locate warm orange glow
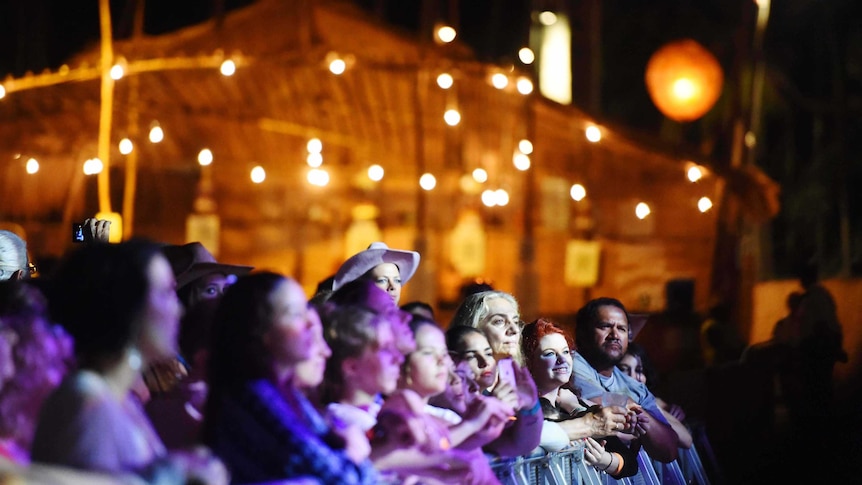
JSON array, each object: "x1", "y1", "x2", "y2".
[{"x1": 645, "y1": 39, "x2": 724, "y2": 122}]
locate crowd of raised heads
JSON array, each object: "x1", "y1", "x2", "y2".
[{"x1": 0, "y1": 226, "x2": 728, "y2": 484}]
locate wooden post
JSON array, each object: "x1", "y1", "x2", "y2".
[{"x1": 97, "y1": 0, "x2": 115, "y2": 214}]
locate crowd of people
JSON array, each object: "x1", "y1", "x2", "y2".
[{"x1": 0, "y1": 223, "x2": 807, "y2": 484}]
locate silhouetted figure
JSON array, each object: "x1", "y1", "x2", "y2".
[
  {"x1": 699, "y1": 302, "x2": 745, "y2": 367},
  {"x1": 796, "y1": 265, "x2": 847, "y2": 416}
]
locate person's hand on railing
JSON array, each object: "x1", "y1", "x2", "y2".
[{"x1": 587, "y1": 405, "x2": 629, "y2": 437}]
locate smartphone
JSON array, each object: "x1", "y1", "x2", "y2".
[
  {"x1": 72, "y1": 223, "x2": 85, "y2": 243},
  {"x1": 497, "y1": 358, "x2": 517, "y2": 389}
]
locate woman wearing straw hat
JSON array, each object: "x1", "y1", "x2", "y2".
[
  {"x1": 332, "y1": 242, "x2": 420, "y2": 306},
  {"x1": 161, "y1": 242, "x2": 252, "y2": 312}
]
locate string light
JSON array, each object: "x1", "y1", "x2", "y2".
[
  {"x1": 220, "y1": 59, "x2": 236, "y2": 76},
  {"x1": 25, "y1": 158, "x2": 39, "y2": 174},
  {"x1": 635, "y1": 202, "x2": 651, "y2": 219},
  {"x1": 570, "y1": 184, "x2": 586, "y2": 201},
  {"x1": 419, "y1": 173, "x2": 437, "y2": 191},
  {"x1": 472, "y1": 168, "x2": 488, "y2": 183},
  {"x1": 329, "y1": 58, "x2": 346, "y2": 75},
  {"x1": 519, "y1": 48, "x2": 535, "y2": 65},
  {"x1": 83, "y1": 158, "x2": 103, "y2": 175},
  {"x1": 436, "y1": 73, "x2": 454, "y2": 89},
  {"x1": 198, "y1": 148, "x2": 213, "y2": 166},
  {"x1": 436, "y1": 25, "x2": 457, "y2": 43},
  {"x1": 481, "y1": 189, "x2": 497, "y2": 207},
  {"x1": 585, "y1": 125, "x2": 601, "y2": 143},
  {"x1": 307, "y1": 138, "x2": 322, "y2": 154},
  {"x1": 687, "y1": 165, "x2": 703, "y2": 182},
  {"x1": 119, "y1": 138, "x2": 133, "y2": 155},
  {"x1": 307, "y1": 152, "x2": 323, "y2": 168},
  {"x1": 0, "y1": 84, "x2": 5, "y2": 99},
  {"x1": 495, "y1": 189, "x2": 510, "y2": 206},
  {"x1": 110, "y1": 64, "x2": 124, "y2": 80},
  {"x1": 250, "y1": 165, "x2": 266, "y2": 183},
  {"x1": 368, "y1": 164, "x2": 384, "y2": 181},
  {"x1": 698, "y1": 196, "x2": 713, "y2": 212},
  {"x1": 149, "y1": 123, "x2": 164, "y2": 143},
  {"x1": 516, "y1": 77, "x2": 534, "y2": 95},
  {"x1": 307, "y1": 168, "x2": 330, "y2": 187},
  {"x1": 513, "y1": 153, "x2": 531, "y2": 171},
  {"x1": 539, "y1": 11, "x2": 558, "y2": 26},
  {"x1": 518, "y1": 139, "x2": 533, "y2": 155},
  {"x1": 491, "y1": 73, "x2": 509, "y2": 89},
  {"x1": 444, "y1": 109, "x2": 461, "y2": 126},
  {"x1": 482, "y1": 189, "x2": 509, "y2": 207}
]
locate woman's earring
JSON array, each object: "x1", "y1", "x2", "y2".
[{"x1": 128, "y1": 348, "x2": 142, "y2": 372}]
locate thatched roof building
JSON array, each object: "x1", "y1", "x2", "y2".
[{"x1": 1, "y1": 0, "x2": 725, "y2": 316}]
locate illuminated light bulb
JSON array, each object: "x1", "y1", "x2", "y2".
[
  {"x1": 119, "y1": 138, "x2": 133, "y2": 155},
  {"x1": 635, "y1": 202, "x2": 651, "y2": 220},
  {"x1": 419, "y1": 173, "x2": 437, "y2": 191},
  {"x1": 110, "y1": 64, "x2": 124, "y2": 80},
  {"x1": 671, "y1": 78, "x2": 697, "y2": 101},
  {"x1": 495, "y1": 189, "x2": 510, "y2": 206},
  {"x1": 307, "y1": 168, "x2": 330, "y2": 187},
  {"x1": 687, "y1": 165, "x2": 703, "y2": 182},
  {"x1": 444, "y1": 109, "x2": 461, "y2": 126},
  {"x1": 250, "y1": 166, "x2": 266, "y2": 184},
  {"x1": 513, "y1": 153, "x2": 531, "y2": 171},
  {"x1": 745, "y1": 131, "x2": 757, "y2": 148},
  {"x1": 0, "y1": 84, "x2": 5, "y2": 99},
  {"x1": 436, "y1": 73, "x2": 454, "y2": 89},
  {"x1": 698, "y1": 196, "x2": 713, "y2": 213},
  {"x1": 83, "y1": 158, "x2": 104, "y2": 175},
  {"x1": 306, "y1": 152, "x2": 323, "y2": 168},
  {"x1": 472, "y1": 168, "x2": 488, "y2": 183},
  {"x1": 516, "y1": 77, "x2": 534, "y2": 95},
  {"x1": 570, "y1": 184, "x2": 586, "y2": 202},
  {"x1": 519, "y1": 47, "x2": 535, "y2": 65},
  {"x1": 539, "y1": 11, "x2": 558, "y2": 26},
  {"x1": 585, "y1": 125, "x2": 601, "y2": 143},
  {"x1": 220, "y1": 59, "x2": 236, "y2": 76},
  {"x1": 198, "y1": 148, "x2": 213, "y2": 166},
  {"x1": 149, "y1": 124, "x2": 164, "y2": 143},
  {"x1": 368, "y1": 164, "x2": 384, "y2": 181},
  {"x1": 436, "y1": 25, "x2": 457, "y2": 43},
  {"x1": 481, "y1": 189, "x2": 497, "y2": 207},
  {"x1": 329, "y1": 58, "x2": 346, "y2": 75},
  {"x1": 491, "y1": 73, "x2": 509, "y2": 89},
  {"x1": 307, "y1": 138, "x2": 322, "y2": 154},
  {"x1": 26, "y1": 158, "x2": 39, "y2": 174},
  {"x1": 518, "y1": 139, "x2": 533, "y2": 155}
]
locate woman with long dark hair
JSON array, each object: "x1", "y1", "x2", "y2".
[{"x1": 204, "y1": 272, "x2": 376, "y2": 485}]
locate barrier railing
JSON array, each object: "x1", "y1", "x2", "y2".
[{"x1": 491, "y1": 444, "x2": 715, "y2": 485}]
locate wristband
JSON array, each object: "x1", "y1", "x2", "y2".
[
  {"x1": 611, "y1": 452, "x2": 624, "y2": 475},
  {"x1": 518, "y1": 400, "x2": 542, "y2": 417}
]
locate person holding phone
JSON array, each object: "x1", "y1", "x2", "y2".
[{"x1": 445, "y1": 325, "x2": 543, "y2": 458}]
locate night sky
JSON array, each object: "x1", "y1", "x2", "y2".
[{"x1": 2, "y1": 0, "x2": 861, "y2": 277}]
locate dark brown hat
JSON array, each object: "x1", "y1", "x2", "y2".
[{"x1": 161, "y1": 242, "x2": 252, "y2": 289}]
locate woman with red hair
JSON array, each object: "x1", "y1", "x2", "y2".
[{"x1": 522, "y1": 318, "x2": 638, "y2": 479}]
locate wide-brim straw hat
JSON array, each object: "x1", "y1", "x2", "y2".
[
  {"x1": 161, "y1": 242, "x2": 253, "y2": 289},
  {"x1": 332, "y1": 242, "x2": 420, "y2": 291}
]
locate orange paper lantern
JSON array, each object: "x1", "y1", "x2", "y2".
[{"x1": 645, "y1": 39, "x2": 724, "y2": 122}]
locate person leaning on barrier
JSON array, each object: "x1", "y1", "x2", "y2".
[
  {"x1": 566, "y1": 297, "x2": 680, "y2": 463},
  {"x1": 521, "y1": 318, "x2": 638, "y2": 479},
  {"x1": 618, "y1": 342, "x2": 693, "y2": 449}
]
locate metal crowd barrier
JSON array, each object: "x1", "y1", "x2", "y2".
[{"x1": 491, "y1": 444, "x2": 715, "y2": 485}]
